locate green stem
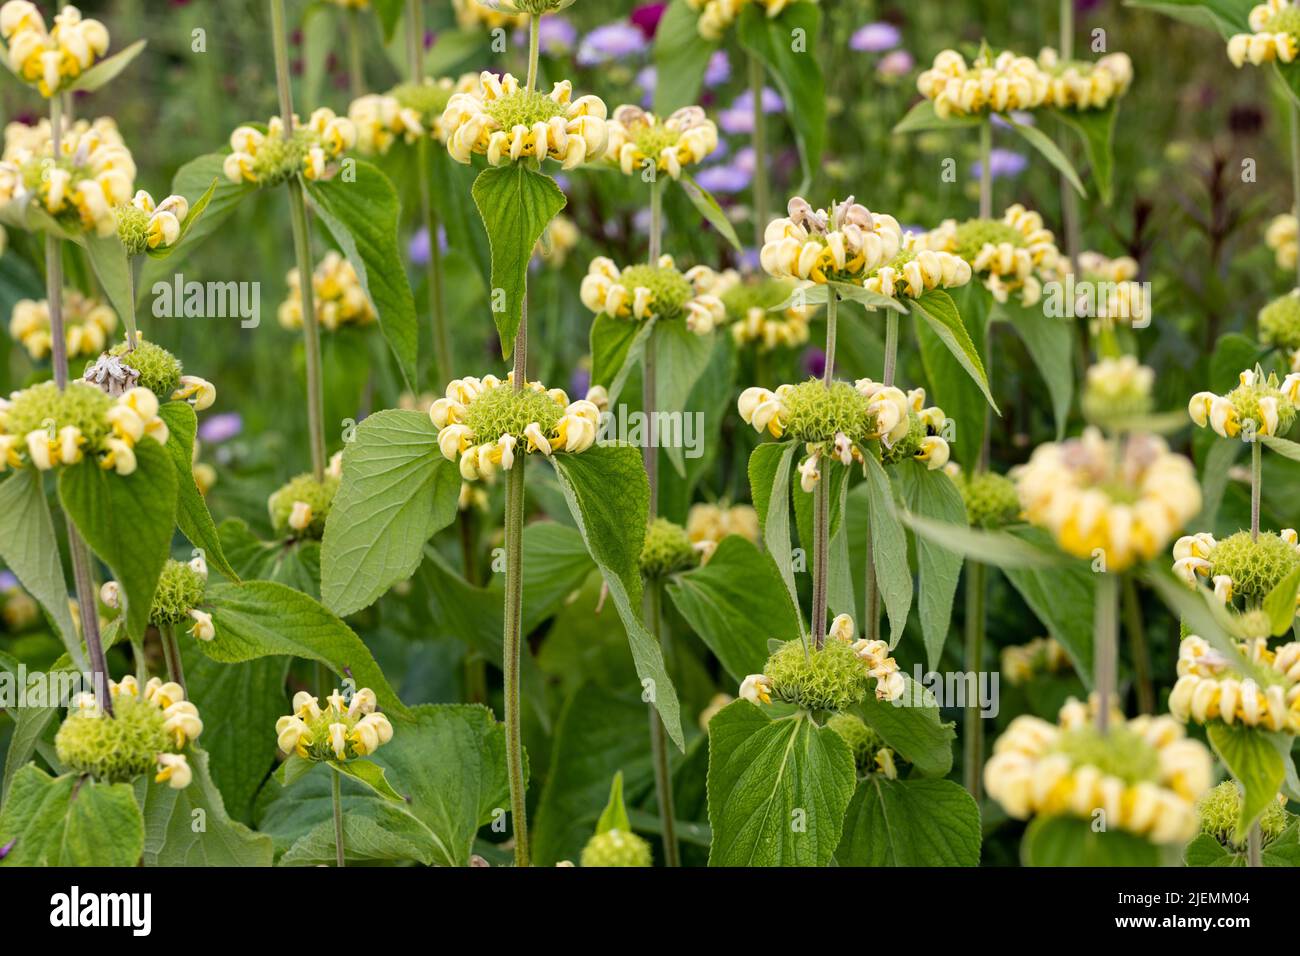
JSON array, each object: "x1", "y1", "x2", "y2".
[
  {"x1": 883, "y1": 311, "x2": 898, "y2": 387},
  {"x1": 1248, "y1": 820, "x2": 1263, "y2": 867},
  {"x1": 160, "y1": 623, "x2": 187, "y2": 698},
  {"x1": 978, "y1": 119, "x2": 992, "y2": 220},
  {"x1": 811, "y1": 471, "x2": 829, "y2": 649},
  {"x1": 347, "y1": 8, "x2": 365, "y2": 99},
  {"x1": 863, "y1": 301, "x2": 899, "y2": 645},
  {"x1": 822, "y1": 288, "x2": 838, "y2": 384},
  {"x1": 1251, "y1": 437, "x2": 1262, "y2": 541},
  {"x1": 648, "y1": 177, "x2": 664, "y2": 263},
  {"x1": 1059, "y1": 0, "x2": 1074, "y2": 57},
  {"x1": 272, "y1": 0, "x2": 327, "y2": 480},
  {"x1": 1094, "y1": 572, "x2": 1119, "y2": 734},
  {"x1": 502, "y1": 455, "x2": 529, "y2": 866},
  {"x1": 748, "y1": 53, "x2": 769, "y2": 249},
  {"x1": 332, "y1": 767, "x2": 345, "y2": 867},
  {"x1": 645, "y1": 581, "x2": 679, "y2": 867},
  {"x1": 1122, "y1": 575, "x2": 1154, "y2": 714},
  {"x1": 1058, "y1": 0, "x2": 1081, "y2": 270},
  {"x1": 963, "y1": 561, "x2": 986, "y2": 800},
  {"x1": 526, "y1": 13, "x2": 540, "y2": 93}
]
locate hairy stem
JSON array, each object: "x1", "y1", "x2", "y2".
[
  {"x1": 1094, "y1": 572, "x2": 1119, "y2": 734},
  {"x1": 749, "y1": 54, "x2": 769, "y2": 249},
  {"x1": 962, "y1": 561, "x2": 986, "y2": 800},
  {"x1": 347, "y1": 8, "x2": 365, "y2": 99},
  {"x1": 648, "y1": 177, "x2": 664, "y2": 263},
  {"x1": 883, "y1": 311, "x2": 898, "y2": 387},
  {"x1": 1251, "y1": 437, "x2": 1262, "y2": 541},
  {"x1": 978, "y1": 119, "x2": 992, "y2": 220},
  {"x1": 332, "y1": 767, "x2": 345, "y2": 867},
  {"x1": 1058, "y1": 0, "x2": 1081, "y2": 265},
  {"x1": 502, "y1": 455, "x2": 529, "y2": 866},
  {"x1": 1248, "y1": 821, "x2": 1262, "y2": 867},
  {"x1": 811, "y1": 473, "x2": 830, "y2": 649},
  {"x1": 526, "y1": 13, "x2": 540, "y2": 93},
  {"x1": 646, "y1": 581, "x2": 679, "y2": 866},
  {"x1": 1122, "y1": 575, "x2": 1154, "y2": 714},
  {"x1": 160, "y1": 623, "x2": 187, "y2": 697},
  {"x1": 823, "y1": 288, "x2": 838, "y2": 384}
]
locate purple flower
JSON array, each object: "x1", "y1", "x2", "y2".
[
  {"x1": 718, "y1": 87, "x2": 784, "y2": 135},
  {"x1": 0, "y1": 570, "x2": 17, "y2": 591},
  {"x1": 971, "y1": 148, "x2": 1029, "y2": 181},
  {"x1": 803, "y1": 347, "x2": 826, "y2": 379},
  {"x1": 199, "y1": 412, "x2": 243, "y2": 444},
  {"x1": 738, "y1": 247, "x2": 760, "y2": 271},
  {"x1": 637, "y1": 65, "x2": 657, "y2": 105},
  {"x1": 570, "y1": 366, "x2": 591, "y2": 398},
  {"x1": 850, "y1": 22, "x2": 901, "y2": 53},
  {"x1": 537, "y1": 16, "x2": 577, "y2": 55},
  {"x1": 630, "y1": 3, "x2": 668, "y2": 39},
  {"x1": 990, "y1": 111, "x2": 1035, "y2": 130},
  {"x1": 408, "y1": 225, "x2": 448, "y2": 266},
  {"x1": 695, "y1": 163, "x2": 751, "y2": 194},
  {"x1": 0, "y1": 838, "x2": 13, "y2": 860},
  {"x1": 877, "y1": 50, "x2": 914, "y2": 78},
  {"x1": 704, "y1": 51, "x2": 731, "y2": 87},
  {"x1": 734, "y1": 146, "x2": 756, "y2": 174},
  {"x1": 577, "y1": 23, "x2": 647, "y2": 66}
]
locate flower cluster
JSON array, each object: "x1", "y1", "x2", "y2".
[
  {"x1": 1259, "y1": 291, "x2": 1300, "y2": 364},
  {"x1": 1014, "y1": 427, "x2": 1201, "y2": 571},
  {"x1": 9, "y1": 289, "x2": 116, "y2": 360},
  {"x1": 1170, "y1": 634, "x2": 1300, "y2": 733},
  {"x1": 684, "y1": 0, "x2": 817, "y2": 41},
  {"x1": 433, "y1": 373, "x2": 600, "y2": 482},
  {"x1": 685, "y1": 501, "x2": 759, "y2": 562},
  {"x1": 1198, "y1": 781, "x2": 1289, "y2": 849},
  {"x1": 452, "y1": 0, "x2": 526, "y2": 30},
  {"x1": 1001, "y1": 636, "x2": 1073, "y2": 686},
  {"x1": 739, "y1": 613, "x2": 905, "y2": 711},
  {"x1": 0, "y1": 381, "x2": 168, "y2": 476},
  {"x1": 0, "y1": 2, "x2": 108, "y2": 98},
  {"x1": 223, "y1": 109, "x2": 356, "y2": 186},
  {"x1": 536, "y1": 214, "x2": 578, "y2": 266},
  {"x1": 1188, "y1": 367, "x2": 1300, "y2": 440},
  {"x1": 640, "y1": 518, "x2": 701, "y2": 578},
  {"x1": 1035, "y1": 48, "x2": 1134, "y2": 110},
  {"x1": 278, "y1": 250, "x2": 375, "y2": 332},
  {"x1": 603, "y1": 105, "x2": 718, "y2": 179},
  {"x1": 0, "y1": 116, "x2": 135, "y2": 236},
  {"x1": 1172, "y1": 529, "x2": 1300, "y2": 610},
  {"x1": 579, "y1": 255, "x2": 726, "y2": 334},
  {"x1": 879, "y1": 385, "x2": 951, "y2": 471},
  {"x1": 115, "y1": 189, "x2": 188, "y2": 256},
  {"x1": 137, "y1": 555, "x2": 213, "y2": 643},
  {"x1": 717, "y1": 273, "x2": 815, "y2": 352},
  {"x1": 1266, "y1": 213, "x2": 1298, "y2": 272},
  {"x1": 82, "y1": 337, "x2": 215, "y2": 410},
  {"x1": 862, "y1": 243, "x2": 972, "y2": 302},
  {"x1": 269, "y1": 455, "x2": 343, "y2": 540},
  {"x1": 55, "y1": 675, "x2": 202, "y2": 789},
  {"x1": 984, "y1": 698, "x2": 1213, "y2": 845},
  {"x1": 1073, "y1": 251, "x2": 1148, "y2": 329},
  {"x1": 348, "y1": 92, "x2": 426, "y2": 155},
  {"x1": 441, "y1": 72, "x2": 608, "y2": 169},
  {"x1": 947, "y1": 464, "x2": 1021, "y2": 529},
  {"x1": 913, "y1": 205, "x2": 1061, "y2": 307},
  {"x1": 1081, "y1": 356, "x2": 1154, "y2": 427},
  {"x1": 916, "y1": 48, "x2": 1049, "y2": 119},
  {"x1": 827, "y1": 713, "x2": 898, "y2": 778},
  {"x1": 1, "y1": 579, "x2": 38, "y2": 632},
  {"x1": 760, "y1": 196, "x2": 904, "y2": 285},
  {"x1": 1227, "y1": 0, "x2": 1300, "y2": 66},
  {"x1": 275, "y1": 687, "x2": 394, "y2": 763}
]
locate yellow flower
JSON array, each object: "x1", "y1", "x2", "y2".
[
  {"x1": 154, "y1": 752, "x2": 192, "y2": 789},
  {"x1": 863, "y1": 247, "x2": 972, "y2": 301},
  {"x1": 187, "y1": 608, "x2": 214, "y2": 642},
  {"x1": 914, "y1": 205, "x2": 1061, "y2": 308},
  {"x1": 1188, "y1": 367, "x2": 1300, "y2": 439},
  {"x1": 1267, "y1": 214, "x2": 1299, "y2": 271},
  {"x1": 1228, "y1": 1, "x2": 1300, "y2": 66},
  {"x1": 1036, "y1": 48, "x2": 1133, "y2": 111},
  {"x1": 222, "y1": 110, "x2": 356, "y2": 186},
  {"x1": 278, "y1": 250, "x2": 375, "y2": 332},
  {"x1": 579, "y1": 255, "x2": 726, "y2": 334},
  {"x1": 603, "y1": 105, "x2": 718, "y2": 180},
  {"x1": 760, "y1": 196, "x2": 903, "y2": 284},
  {"x1": 276, "y1": 714, "x2": 312, "y2": 757},
  {"x1": 171, "y1": 375, "x2": 216, "y2": 411},
  {"x1": 441, "y1": 72, "x2": 608, "y2": 169},
  {"x1": 1, "y1": 2, "x2": 110, "y2": 98},
  {"x1": 739, "y1": 673, "x2": 772, "y2": 706},
  {"x1": 1000, "y1": 636, "x2": 1072, "y2": 686},
  {"x1": 162, "y1": 700, "x2": 203, "y2": 749},
  {"x1": 348, "y1": 93, "x2": 425, "y2": 155},
  {"x1": 917, "y1": 48, "x2": 1050, "y2": 119},
  {"x1": 1170, "y1": 634, "x2": 1300, "y2": 734},
  {"x1": 9, "y1": 290, "x2": 116, "y2": 360},
  {"x1": 684, "y1": 0, "x2": 817, "y2": 41},
  {"x1": 452, "y1": 0, "x2": 527, "y2": 30}
]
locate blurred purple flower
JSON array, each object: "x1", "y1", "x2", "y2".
[
  {"x1": 850, "y1": 22, "x2": 901, "y2": 53},
  {"x1": 803, "y1": 347, "x2": 826, "y2": 379},
  {"x1": 0, "y1": 571, "x2": 17, "y2": 591},
  {"x1": 636, "y1": 65, "x2": 657, "y2": 106},
  {"x1": 1076, "y1": 0, "x2": 1104, "y2": 12},
  {"x1": 577, "y1": 23, "x2": 647, "y2": 66},
  {"x1": 704, "y1": 51, "x2": 731, "y2": 86},
  {"x1": 734, "y1": 145, "x2": 756, "y2": 174},
  {"x1": 695, "y1": 163, "x2": 751, "y2": 193},
  {"x1": 408, "y1": 225, "x2": 448, "y2": 266},
  {"x1": 990, "y1": 111, "x2": 1035, "y2": 130},
  {"x1": 877, "y1": 50, "x2": 914, "y2": 78},
  {"x1": 718, "y1": 87, "x2": 783, "y2": 134},
  {"x1": 738, "y1": 247, "x2": 760, "y2": 271},
  {"x1": 570, "y1": 366, "x2": 591, "y2": 398},
  {"x1": 199, "y1": 412, "x2": 243, "y2": 444},
  {"x1": 630, "y1": 3, "x2": 667, "y2": 39},
  {"x1": 971, "y1": 148, "x2": 1029, "y2": 181},
  {"x1": 0, "y1": 839, "x2": 13, "y2": 860},
  {"x1": 537, "y1": 16, "x2": 577, "y2": 55}
]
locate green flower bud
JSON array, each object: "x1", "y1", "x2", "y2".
[
  {"x1": 961, "y1": 471, "x2": 1020, "y2": 529},
  {"x1": 268, "y1": 473, "x2": 340, "y2": 539},
  {"x1": 463, "y1": 383, "x2": 564, "y2": 444},
  {"x1": 55, "y1": 695, "x2": 170, "y2": 784},
  {"x1": 763, "y1": 637, "x2": 870, "y2": 713},
  {"x1": 150, "y1": 559, "x2": 206, "y2": 627},
  {"x1": 782, "y1": 379, "x2": 873, "y2": 446},
  {"x1": 826, "y1": 713, "x2": 890, "y2": 776},
  {"x1": 115, "y1": 203, "x2": 152, "y2": 257},
  {"x1": 1210, "y1": 530, "x2": 1300, "y2": 603},
  {"x1": 1259, "y1": 292, "x2": 1300, "y2": 353},
  {"x1": 579, "y1": 829, "x2": 653, "y2": 867},
  {"x1": 951, "y1": 218, "x2": 1025, "y2": 262},
  {"x1": 483, "y1": 89, "x2": 569, "y2": 135},
  {"x1": 1, "y1": 381, "x2": 113, "y2": 448},
  {"x1": 639, "y1": 518, "x2": 698, "y2": 578},
  {"x1": 1198, "y1": 780, "x2": 1288, "y2": 848},
  {"x1": 881, "y1": 413, "x2": 926, "y2": 465},
  {"x1": 94, "y1": 340, "x2": 183, "y2": 399},
  {"x1": 1051, "y1": 725, "x2": 1160, "y2": 786}
]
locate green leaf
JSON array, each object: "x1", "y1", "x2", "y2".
[
  {"x1": 204, "y1": 580, "x2": 409, "y2": 719},
  {"x1": 1022, "y1": 814, "x2": 1164, "y2": 866},
  {"x1": 1208, "y1": 722, "x2": 1286, "y2": 842},
  {"x1": 857, "y1": 675, "x2": 956, "y2": 778},
  {"x1": 595, "y1": 771, "x2": 632, "y2": 835},
  {"x1": 218, "y1": 519, "x2": 322, "y2": 599},
  {"x1": 707, "y1": 702, "x2": 856, "y2": 866},
  {"x1": 145, "y1": 178, "x2": 218, "y2": 261},
  {"x1": 1195, "y1": 437, "x2": 1241, "y2": 528},
  {"x1": 678, "y1": 173, "x2": 742, "y2": 251},
  {"x1": 0, "y1": 765, "x2": 143, "y2": 866},
  {"x1": 532, "y1": 684, "x2": 653, "y2": 866},
  {"x1": 134, "y1": 748, "x2": 272, "y2": 866},
  {"x1": 58, "y1": 439, "x2": 178, "y2": 641},
  {"x1": 1002, "y1": 112, "x2": 1085, "y2": 198},
  {"x1": 736, "y1": 3, "x2": 825, "y2": 192},
  {"x1": 1002, "y1": 533, "x2": 1097, "y2": 681},
  {"x1": 321, "y1": 409, "x2": 460, "y2": 617},
  {"x1": 1184, "y1": 832, "x2": 1234, "y2": 866},
  {"x1": 1265, "y1": 566, "x2": 1300, "y2": 637},
  {"x1": 903, "y1": 513, "x2": 1068, "y2": 569},
  {"x1": 1123, "y1": 0, "x2": 1252, "y2": 37},
  {"x1": 82, "y1": 229, "x2": 136, "y2": 344},
  {"x1": 158, "y1": 401, "x2": 238, "y2": 581},
  {"x1": 654, "y1": 320, "x2": 715, "y2": 476},
  {"x1": 917, "y1": 283, "x2": 989, "y2": 466},
  {"x1": 1056, "y1": 104, "x2": 1119, "y2": 206},
  {"x1": 892, "y1": 99, "x2": 984, "y2": 134},
  {"x1": 899, "y1": 463, "x2": 966, "y2": 669},
  {"x1": 0, "y1": 471, "x2": 81, "y2": 670},
  {"x1": 1262, "y1": 435, "x2": 1300, "y2": 462},
  {"x1": 749, "y1": 441, "x2": 805, "y2": 640},
  {"x1": 826, "y1": 280, "x2": 909, "y2": 314},
  {"x1": 330, "y1": 758, "x2": 403, "y2": 802},
  {"x1": 305, "y1": 164, "x2": 419, "y2": 388},
  {"x1": 551, "y1": 448, "x2": 683, "y2": 749},
  {"x1": 911, "y1": 289, "x2": 997, "y2": 412},
  {"x1": 996, "y1": 297, "x2": 1073, "y2": 439},
  {"x1": 835, "y1": 777, "x2": 981, "y2": 866},
  {"x1": 279, "y1": 798, "x2": 437, "y2": 866},
  {"x1": 864, "y1": 453, "x2": 911, "y2": 647},
  {"x1": 65, "y1": 38, "x2": 147, "y2": 92},
  {"x1": 652, "y1": 0, "x2": 718, "y2": 112},
  {"x1": 666, "y1": 535, "x2": 799, "y2": 682},
  {"x1": 470, "y1": 163, "x2": 566, "y2": 359},
  {"x1": 140, "y1": 154, "x2": 255, "y2": 287},
  {"x1": 370, "y1": 0, "x2": 405, "y2": 40}
]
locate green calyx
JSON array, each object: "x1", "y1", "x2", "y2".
[
  {"x1": 881, "y1": 413, "x2": 926, "y2": 465},
  {"x1": 1264, "y1": 6, "x2": 1300, "y2": 36},
  {"x1": 961, "y1": 471, "x2": 1020, "y2": 529},
  {"x1": 782, "y1": 379, "x2": 872, "y2": 446},
  {"x1": 55, "y1": 695, "x2": 171, "y2": 784},
  {"x1": 252, "y1": 129, "x2": 312, "y2": 187},
  {"x1": 618, "y1": 264, "x2": 694, "y2": 320},
  {"x1": 2, "y1": 380, "x2": 112, "y2": 447},
  {"x1": 296, "y1": 705, "x2": 371, "y2": 763},
  {"x1": 115, "y1": 203, "x2": 152, "y2": 256},
  {"x1": 484, "y1": 89, "x2": 567, "y2": 132},
  {"x1": 462, "y1": 384, "x2": 564, "y2": 444},
  {"x1": 579, "y1": 829, "x2": 653, "y2": 867},
  {"x1": 99, "y1": 340, "x2": 183, "y2": 398},
  {"x1": 826, "y1": 713, "x2": 888, "y2": 776},
  {"x1": 721, "y1": 276, "x2": 797, "y2": 320},
  {"x1": 632, "y1": 122, "x2": 680, "y2": 159},
  {"x1": 150, "y1": 559, "x2": 206, "y2": 627},
  {"x1": 639, "y1": 517, "x2": 698, "y2": 578},
  {"x1": 390, "y1": 81, "x2": 451, "y2": 119},
  {"x1": 951, "y1": 218, "x2": 1024, "y2": 263},
  {"x1": 1051, "y1": 726, "x2": 1159, "y2": 786},
  {"x1": 1260, "y1": 293, "x2": 1300, "y2": 352},
  {"x1": 764, "y1": 637, "x2": 870, "y2": 713},
  {"x1": 268, "y1": 473, "x2": 340, "y2": 539},
  {"x1": 1198, "y1": 781, "x2": 1288, "y2": 848},
  {"x1": 1210, "y1": 530, "x2": 1300, "y2": 603},
  {"x1": 1082, "y1": 379, "x2": 1153, "y2": 429},
  {"x1": 1226, "y1": 371, "x2": 1296, "y2": 436}
]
